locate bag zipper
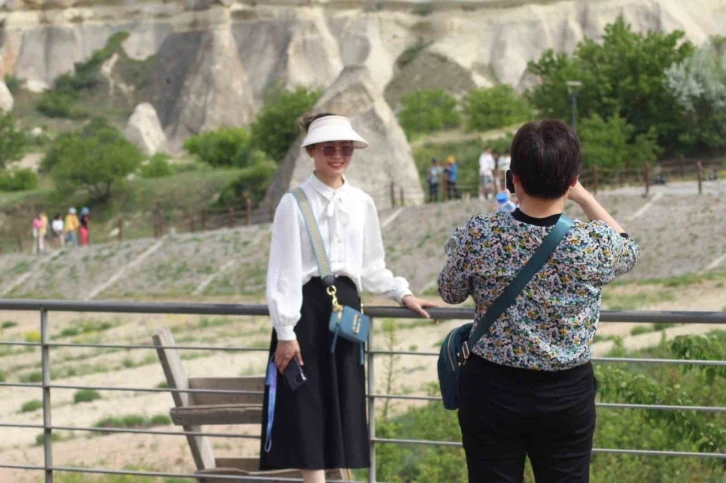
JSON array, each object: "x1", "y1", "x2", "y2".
[{"x1": 446, "y1": 333, "x2": 456, "y2": 371}]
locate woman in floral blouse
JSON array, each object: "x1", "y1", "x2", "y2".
[{"x1": 439, "y1": 119, "x2": 639, "y2": 483}]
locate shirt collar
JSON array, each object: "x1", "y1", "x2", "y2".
[{"x1": 306, "y1": 173, "x2": 349, "y2": 201}]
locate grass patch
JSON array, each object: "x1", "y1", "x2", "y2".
[
  {"x1": 34, "y1": 431, "x2": 74, "y2": 446},
  {"x1": 601, "y1": 290, "x2": 676, "y2": 310},
  {"x1": 0, "y1": 370, "x2": 5, "y2": 382},
  {"x1": 73, "y1": 389, "x2": 101, "y2": 404},
  {"x1": 93, "y1": 414, "x2": 171, "y2": 433},
  {"x1": 55, "y1": 319, "x2": 115, "y2": 339},
  {"x1": 24, "y1": 330, "x2": 41, "y2": 343},
  {"x1": 19, "y1": 371, "x2": 43, "y2": 383},
  {"x1": 20, "y1": 399, "x2": 42, "y2": 413},
  {"x1": 156, "y1": 381, "x2": 169, "y2": 389},
  {"x1": 1, "y1": 320, "x2": 18, "y2": 329},
  {"x1": 630, "y1": 325, "x2": 655, "y2": 336}
]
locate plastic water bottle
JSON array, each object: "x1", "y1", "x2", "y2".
[{"x1": 496, "y1": 192, "x2": 517, "y2": 213}]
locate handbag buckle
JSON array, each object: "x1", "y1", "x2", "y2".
[
  {"x1": 352, "y1": 314, "x2": 361, "y2": 334},
  {"x1": 327, "y1": 285, "x2": 344, "y2": 313},
  {"x1": 461, "y1": 341, "x2": 470, "y2": 365}
]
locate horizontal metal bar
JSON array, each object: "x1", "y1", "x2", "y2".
[
  {"x1": 371, "y1": 395, "x2": 726, "y2": 412},
  {"x1": 0, "y1": 382, "x2": 42, "y2": 389},
  {"x1": 47, "y1": 383, "x2": 264, "y2": 396},
  {"x1": 46, "y1": 342, "x2": 269, "y2": 352},
  {"x1": 370, "y1": 350, "x2": 726, "y2": 367},
  {"x1": 597, "y1": 403, "x2": 726, "y2": 412},
  {"x1": 48, "y1": 465, "x2": 360, "y2": 482},
  {"x1": 0, "y1": 300, "x2": 723, "y2": 324},
  {"x1": 0, "y1": 463, "x2": 46, "y2": 471},
  {"x1": 0, "y1": 422, "x2": 44, "y2": 429},
  {"x1": 0, "y1": 341, "x2": 41, "y2": 347},
  {"x1": 50, "y1": 425, "x2": 262, "y2": 439},
  {"x1": 373, "y1": 438, "x2": 726, "y2": 458}
]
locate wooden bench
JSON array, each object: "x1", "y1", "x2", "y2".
[{"x1": 153, "y1": 328, "x2": 351, "y2": 482}]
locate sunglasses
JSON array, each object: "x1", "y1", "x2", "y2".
[{"x1": 321, "y1": 145, "x2": 354, "y2": 157}]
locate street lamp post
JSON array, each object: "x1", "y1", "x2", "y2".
[{"x1": 566, "y1": 80, "x2": 582, "y2": 133}]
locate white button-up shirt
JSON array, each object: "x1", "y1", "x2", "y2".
[{"x1": 266, "y1": 175, "x2": 412, "y2": 341}]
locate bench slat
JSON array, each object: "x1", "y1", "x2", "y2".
[
  {"x1": 189, "y1": 377, "x2": 265, "y2": 406},
  {"x1": 171, "y1": 404, "x2": 263, "y2": 426}
]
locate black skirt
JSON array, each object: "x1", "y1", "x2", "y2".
[{"x1": 259, "y1": 277, "x2": 370, "y2": 470}]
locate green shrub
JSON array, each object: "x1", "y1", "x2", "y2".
[
  {"x1": 250, "y1": 85, "x2": 322, "y2": 161},
  {"x1": 630, "y1": 325, "x2": 654, "y2": 336},
  {"x1": 0, "y1": 168, "x2": 39, "y2": 192},
  {"x1": 1, "y1": 320, "x2": 18, "y2": 329},
  {"x1": 20, "y1": 399, "x2": 43, "y2": 413},
  {"x1": 140, "y1": 153, "x2": 173, "y2": 178},
  {"x1": 24, "y1": 331, "x2": 41, "y2": 343},
  {"x1": 34, "y1": 432, "x2": 64, "y2": 446},
  {"x1": 156, "y1": 381, "x2": 169, "y2": 389},
  {"x1": 464, "y1": 85, "x2": 532, "y2": 131},
  {"x1": 184, "y1": 127, "x2": 264, "y2": 169},
  {"x1": 398, "y1": 89, "x2": 461, "y2": 139},
  {"x1": 36, "y1": 91, "x2": 87, "y2": 119},
  {"x1": 73, "y1": 389, "x2": 101, "y2": 404},
  {"x1": 4, "y1": 74, "x2": 20, "y2": 93},
  {"x1": 149, "y1": 414, "x2": 172, "y2": 426},
  {"x1": 0, "y1": 371, "x2": 5, "y2": 382},
  {"x1": 218, "y1": 160, "x2": 277, "y2": 207},
  {"x1": 0, "y1": 111, "x2": 29, "y2": 169},
  {"x1": 20, "y1": 371, "x2": 43, "y2": 383}
]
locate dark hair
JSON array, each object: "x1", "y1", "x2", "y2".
[
  {"x1": 510, "y1": 119, "x2": 581, "y2": 199},
  {"x1": 298, "y1": 112, "x2": 335, "y2": 134}
]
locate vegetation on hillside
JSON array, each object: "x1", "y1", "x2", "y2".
[{"x1": 398, "y1": 89, "x2": 461, "y2": 139}]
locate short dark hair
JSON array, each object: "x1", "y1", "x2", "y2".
[{"x1": 510, "y1": 119, "x2": 580, "y2": 199}]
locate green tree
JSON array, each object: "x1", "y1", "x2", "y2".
[
  {"x1": 0, "y1": 168, "x2": 38, "y2": 192},
  {"x1": 579, "y1": 114, "x2": 660, "y2": 171},
  {"x1": 465, "y1": 85, "x2": 532, "y2": 131},
  {"x1": 398, "y1": 89, "x2": 461, "y2": 139},
  {"x1": 140, "y1": 153, "x2": 173, "y2": 179},
  {"x1": 47, "y1": 119, "x2": 143, "y2": 202},
  {"x1": 218, "y1": 160, "x2": 277, "y2": 207},
  {"x1": 0, "y1": 112, "x2": 28, "y2": 169},
  {"x1": 250, "y1": 85, "x2": 322, "y2": 162},
  {"x1": 527, "y1": 17, "x2": 694, "y2": 150},
  {"x1": 666, "y1": 39, "x2": 726, "y2": 154},
  {"x1": 183, "y1": 127, "x2": 264, "y2": 168}
]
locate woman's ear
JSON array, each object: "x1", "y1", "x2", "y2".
[
  {"x1": 305, "y1": 145, "x2": 315, "y2": 158},
  {"x1": 570, "y1": 175, "x2": 580, "y2": 187}
]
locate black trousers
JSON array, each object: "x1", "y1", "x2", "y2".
[
  {"x1": 429, "y1": 183, "x2": 440, "y2": 202},
  {"x1": 458, "y1": 356, "x2": 596, "y2": 483}
]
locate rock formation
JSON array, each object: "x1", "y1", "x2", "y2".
[
  {"x1": 0, "y1": 81, "x2": 14, "y2": 112},
  {"x1": 124, "y1": 103, "x2": 167, "y2": 156},
  {"x1": 262, "y1": 65, "x2": 424, "y2": 212},
  {"x1": 149, "y1": 23, "x2": 258, "y2": 150}
]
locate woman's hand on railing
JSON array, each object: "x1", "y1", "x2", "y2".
[
  {"x1": 402, "y1": 295, "x2": 443, "y2": 322},
  {"x1": 275, "y1": 340, "x2": 303, "y2": 373}
]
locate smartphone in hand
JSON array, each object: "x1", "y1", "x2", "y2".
[
  {"x1": 284, "y1": 358, "x2": 307, "y2": 392},
  {"x1": 505, "y1": 170, "x2": 515, "y2": 194}
]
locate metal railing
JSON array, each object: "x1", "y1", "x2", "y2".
[{"x1": 0, "y1": 300, "x2": 725, "y2": 482}]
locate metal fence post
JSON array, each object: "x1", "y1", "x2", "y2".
[
  {"x1": 41, "y1": 309, "x2": 53, "y2": 483},
  {"x1": 368, "y1": 318, "x2": 376, "y2": 483}
]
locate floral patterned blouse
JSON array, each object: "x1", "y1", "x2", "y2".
[{"x1": 438, "y1": 209, "x2": 640, "y2": 371}]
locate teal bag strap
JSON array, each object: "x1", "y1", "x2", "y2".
[
  {"x1": 291, "y1": 188, "x2": 336, "y2": 287},
  {"x1": 463, "y1": 214, "x2": 573, "y2": 357}
]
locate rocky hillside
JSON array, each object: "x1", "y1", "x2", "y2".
[
  {"x1": 1, "y1": 191, "x2": 724, "y2": 301},
  {"x1": 2, "y1": 0, "x2": 724, "y2": 140}
]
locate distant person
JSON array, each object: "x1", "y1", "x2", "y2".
[
  {"x1": 79, "y1": 207, "x2": 90, "y2": 246},
  {"x1": 652, "y1": 162, "x2": 667, "y2": 185},
  {"x1": 444, "y1": 155, "x2": 459, "y2": 200},
  {"x1": 479, "y1": 147, "x2": 496, "y2": 201},
  {"x1": 31, "y1": 213, "x2": 43, "y2": 255},
  {"x1": 51, "y1": 214, "x2": 64, "y2": 249},
  {"x1": 39, "y1": 211, "x2": 49, "y2": 250},
  {"x1": 64, "y1": 207, "x2": 79, "y2": 247},
  {"x1": 440, "y1": 119, "x2": 639, "y2": 483},
  {"x1": 427, "y1": 157, "x2": 443, "y2": 202},
  {"x1": 708, "y1": 167, "x2": 718, "y2": 181}
]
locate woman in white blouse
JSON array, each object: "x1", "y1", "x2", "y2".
[{"x1": 260, "y1": 113, "x2": 436, "y2": 482}]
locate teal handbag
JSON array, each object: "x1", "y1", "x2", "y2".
[
  {"x1": 291, "y1": 188, "x2": 369, "y2": 365},
  {"x1": 437, "y1": 214, "x2": 573, "y2": 410}
]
